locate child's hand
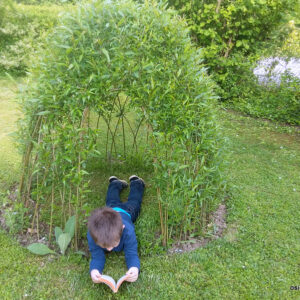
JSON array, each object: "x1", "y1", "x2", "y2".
[
  {"x1": 90, "y1": 269, "x2": 102, "y2": 283},
  {"x1": 126, "y1": 267, "x2": 139, "y2": 282}
]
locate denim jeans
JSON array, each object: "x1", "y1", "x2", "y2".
[{"x1": 105, "y1": 179, "x2": 145, "y2": 223}]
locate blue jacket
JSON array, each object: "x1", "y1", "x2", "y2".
[{"x1": 87, "y1": 211, "x2": 140, "y2": 273}]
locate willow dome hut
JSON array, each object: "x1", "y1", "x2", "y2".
[{"x1": 19, "y1": 0, "x2": 225, "y2": 248}]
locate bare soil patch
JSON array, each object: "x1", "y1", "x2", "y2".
[
  {"x1": 0, "y1": 184, "x2": 50, "y2": 247},
  {"x1": 168, "y1": 204, "x2": 227, "y2": 254},
  {"x1": 0, "y1": 185, "x2": 89, "y2": 254}
]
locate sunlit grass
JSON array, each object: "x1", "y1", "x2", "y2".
[{"x1": 0, "y1": 78, "x2": 21, "y2": 191}]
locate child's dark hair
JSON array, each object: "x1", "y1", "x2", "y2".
[{"x1": 88, "y1": 207, "x2": 123, "y2": 248}]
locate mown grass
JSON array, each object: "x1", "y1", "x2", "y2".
[
  {"x1": 0, "y1": 78, "x2": 21, "y2": 191},
  {"x1": 0, "y1": 78, "x2": 300, "y2": 299}
]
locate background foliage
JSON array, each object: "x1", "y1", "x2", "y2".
[
  {"x1": 0, "y1": 1, "x2": 65, "y2": 75},
  {"x1": 230, "y1": 65, "x2": 300, "y2": 125},
  {"x1": 167, "y1": 0, "x2": 300, "y2": 124},
  {"x1": 10, "y1": 0, "x2": 74, "y2": 5}
]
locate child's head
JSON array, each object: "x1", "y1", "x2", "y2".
[{"x1": 88, "y1": 207, "x2": 123, "y2": 249}]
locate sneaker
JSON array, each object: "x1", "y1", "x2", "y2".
[
  {"x1": 129, "y1": 175, "x2": 145, "y2": 187},
  {"x1": 109, "y1": 176, "x2": 128, "y2": 188}
]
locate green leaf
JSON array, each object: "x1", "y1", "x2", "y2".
[
  {"x1": 36, "y1": 111, "x2": 50, "y2": 116},
  {"x1": 27, "y1": 243, "x2": 56, "y2": 255},
  {"x1": 89, "y1": 73, "x2": 96, "y2": 83},
  {"x1": 64, "y1": 215, "x2": 76, "y2": 239},
  {"x1": 236, "y1": 40, "x2": 242, "y2": 48},
  {"x1": 178, "y1": 164, "x2": 189, "y2": 170},
  {"x1": 101, "y1": 48, "x2": 110, "y2": 63},
  {"x1": 58, "y1": 233, "x2": 71, "y2": 255},
  {"x1": 55, "y1": 227, "x2": 63, "y2": 243}
]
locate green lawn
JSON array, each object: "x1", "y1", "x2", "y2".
[
  {"x1": 0, "y1": 78, "x2": 299, "y2": 299},
  {"x1": 0, "y1": 78, "x2": 21, "y2": 191}
]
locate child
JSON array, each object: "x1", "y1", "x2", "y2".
[{"x1": 87, "y1": 175, "x2": 145, "y2": 283}]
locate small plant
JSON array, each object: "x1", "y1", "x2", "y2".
[
  {"x1": 3, "y1": 200, "x2": 29, "y2": 235},
  {"x1": 27, "y1": 215, "x2": 75, "y2": 255}
]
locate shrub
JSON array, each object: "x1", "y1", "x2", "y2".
[
  {"x1": 14, "y1": 0, "x2": 74, "y2": 4},
  {"x1": 281, "y1": 20, "x2": 300, "y2": 57},
  {"x1": 167, "y1": 0, "x2": 297, "y2": 95},
  {"x1": 167, "y1": 0, "x2": 299, "y2": 124},
  {"x1": 19, "y1": 0, "x2": 225, "y2": 248},
  {"x1": 231, "y1": 66, "x2": 300, "y2": 125},
  {"x1": 0, "y1": 3, "x2": 64, "y2": 75}
]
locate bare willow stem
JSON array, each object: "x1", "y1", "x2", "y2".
[
  {"x1": 224, "y1": 37, "x2": 233, "y2": 58},
  {"x1": 146, "y1": 125, "x2": 149, "y2": 144},
  {"x1": 31, "y1": 202, "x2": 37, "y2": 232},
  {"x1": 123, "y1": 115, "x2": 136, "y2": 151},
  {"x1": 102, "y1": 115, "x2": 118, "y2": 159},
  {"x1": 73, "y1": 108, "x2": 89, "y2": 250},
  {"x1": 49, "y1": 183, "x2": 54, "y2": 244},
  {"x1": 104, "y1": 118, "x2": 111, "y2": 160},
  {"x1": 75, "y1": 152, "x2": 81, "y2": 251},
  {"x1": 31, "y1": 161, "x2": 49, "y2": 236},
  {"x1": 201, "y1": 200, "x2": 206, "y2": 228},
  {"x1": 59, "y1": 182, "x2": 66, "y2": 227},
  {"x1": 48, "y1": 127, "x2": 58, "y2": 244},
  {"x1": 133, "y1": 116, "x2": 145, "y2": 152},
  {"x1": 19, "y1": 115, "x2": 42, "y2": 200},
  {"x1": 19, "y1": 145, "x2": 32, "y2": 202},
  {"x1": 25, "y1": 152, "x2": 38, "y2": 207},
  {"x1": 75, "y1": 184, "x2": 79, "y2": 251},
  {"x1": 110, "y1": 114, "x2": 122, "y2": 158},
  {"x1": 216, "y1": 0, "x2": 223, "y2": 13},
  {"x1": 165, "y1": 207, "x2": 168, "y2": 246},
  {"x1": 117, "y1": 95, "x2": 129, "y2": 158},
  {"x1": 87, "y1": 108, "x2": 91, "y2": 129},
  {"x1": 31, "y1": 174, "x2": 39, "y2": 232},
  {"x1": 122, "y1": 116, "x2": 126, "y2": 158},
  {"x1": 163, "y1": 170, "x2": 171, "y2": 245},
  {"x1": 103, "y1": 96, "x2": 118, "y2": 159},
  {"x1": 157, "y1": 187, "x2": 166, "y2": 246},
  {"x1": 180, "y1": 199, "x2": 189, "y2": 240},
  {"x1": 36, "y1": 209, "x2": 40, "y2": 240},
  {"x1": 68, "y1": 187, "x2": 72, "y2": 217},
  {"x1": 75, "y1": 149, "x2": 81, "y2": 251},
  {"x1": 96, "y1": 113, "x2": 101, "y2": 130}
]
